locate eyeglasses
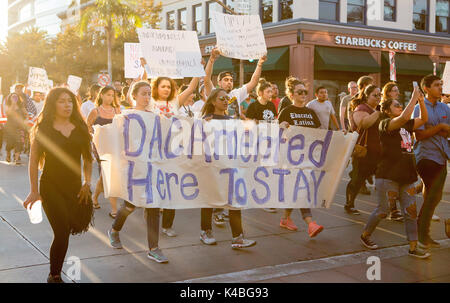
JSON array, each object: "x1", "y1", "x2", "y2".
[
  {"x1": 218, "y1": 96, "x2": 230, "y2": 101},
  {"x1": 392, "y1": 103, "x2": 403, "y2": 108},
  {"x1": 295, "y1": 90, "x2": 308, "y2": 95},
  {"x1": 372, "y1": 93, "x2": 381, "y2": 98}
]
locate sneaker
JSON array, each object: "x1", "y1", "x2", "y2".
[
  {"x1": 359, "y1": 185, "x2": 371, "y2": 195},
  {"x1": 445, "y1": 218, "x2": 450, "y2": 238},
  {"x1": 200, "y1": 230, "x2": 217, "y2": 245},
  {"x1": 147, "y1": 248, "x2": 169, "y2": 263},
  {"x1": 389, "y1": 210, "x2": 404, "y2": 222},
  {"x1": 280, "y1": 217, "x2": 298, "y2": 231},
  {"x1": 308, "y1": 221, "x2": 324, "y2": 238},
  {"x1": 408, "y1": 248, "x2": 431, "y2": 259},
  {"x1": 162, "y1": 228, "x2": 177, "y2": 237},
  {"x1": 263, "y1": 208, "x2": 277, "y2": 213},
  {"x1": 6, "y1": 153, "x2": 11, "y2": 163},
  {"x1": 344, "y1": 206, "x2": 360, "y2": 215},
  {"x1": 107, "y1": 228, "x2": 123, "y2": 249},
  {"x1": 418, "y1": 238, "x2": 441, "y2": 249},
  {"x1": 360, "y1": 234, "x2": 378, "y2": 250},
  {"x1": 231, "y1": 234, "x2": 256, "y2": 249},
  {"x1": 213, "y1": 214, "x2": 226, "y2": 227},
  {"x1": 222, "y1": 212, "x2": 229, "y2": 221},
  {"x1": 47, "y1": 274, "x2": 64, "y2": 283},
  {"x1": 432, "y1": 214, "x2": 440, "y2": 221}
]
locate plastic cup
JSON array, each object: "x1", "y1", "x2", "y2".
[{"x1": 27, "y1": 200, "x2": 43, "y2": 224}]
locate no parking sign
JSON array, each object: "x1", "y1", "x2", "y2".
[{"x1": 98, "y1": 73, "x2": 111, "y2": 86}]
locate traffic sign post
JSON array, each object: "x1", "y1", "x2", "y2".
[{"x1": 98, "y1": 73, "x2": 111, "y2": 86}]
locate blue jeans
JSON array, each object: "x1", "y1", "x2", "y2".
[{"x1": 364, "y1": 179, "x2": 418, "y2": 242}]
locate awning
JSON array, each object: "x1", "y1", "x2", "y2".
[
  {"x1": 381, "y1": 52, "x2": 433, "y2": 76},
  {"x1": 212, "y1": 57, "x2": 234, "y2": 74},
  {"x1": 315, "y1": 46, "x2": 380, "y2": 73},
  {"x1": 244, "y1": 46, "x2": 290, "y2": 73}
]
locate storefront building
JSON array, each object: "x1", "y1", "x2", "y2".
[{"x1": 161, "y1": 0, "x2": 450, "y2": 107}]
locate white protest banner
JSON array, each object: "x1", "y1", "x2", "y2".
[
  {"x1": 93, "y1": 111, "x2": 358, "y2": 209},
  {"x1": 67, "y1": 75, "x2": 82, "y2": 94},
  {"x1": 124, "y1": 43, "x2": 144, "y2": 79},
  {"x1": 136, "y1": 29, "x2": 205, "y2": 78},
  {"x1": 212, "y1": 11, "x2": 267, "y2": 60},
  {"x1": 28, "y1": 67, "x2": 49, "y2": 93},
  {"x1": 443, "y1": 61, "x2": 450, "y2": 94}
]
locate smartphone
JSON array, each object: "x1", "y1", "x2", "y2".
[{"x1": 412, "y1": 81, "x2": 418, "y2": 88}]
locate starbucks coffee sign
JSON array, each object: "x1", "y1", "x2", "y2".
[{"x1": 335, "y1": 35, "x2": 417, "y2": 52}]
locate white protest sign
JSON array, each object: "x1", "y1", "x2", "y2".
[
  {"x1": 443, "y1": 61, "x2": 450, "y2": 94},
  {"x1": 124, "y1": 43, "x2": 144, "y2": 79},
  {"x1": 28, "y1": 67, "x2": 49, "y2": 93},
  {"x1": 93, "y1": 111, "x2": 358, "y2": 209},
  {"x1": 212, "y1": 11, "x2": 267, "y2": 60},
  {"x1": 67, "y1": 75, "x2": 82, "y2": 94},
  {"x1": 136, "y1": 29, "x2": 205, "y2": 78}
]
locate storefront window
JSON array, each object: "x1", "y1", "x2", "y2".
[
  {"x1": 436, "y1": 0, "x2": 449, "y2": 33},
  {"x1": 193, "y1": 4, "x2": 202, "y2": 35},
  {"x1": 177, "y1": 9, "x2": 187, "y2": 30},
  {"x1": 319, "y1": 0, "x2": 340, "y2": 21},
  {"x1": 280, "y1": 0, "x2": 293, "y2": 21},
  {"x1": 167, "y1": 11, "x2": 175, "y2": 30},
  {"x1": 413, "y1": 0, "x2": 428, "y2": 31},
  {"x1": 384, "y1": 0, "x2": 396, "y2": 21},
  {"x1": 260, "y1": 0, "x2": 273, "y2": 24},
  {"x1": 347, "y1": 0, "x2": 365, "y2": 24}
]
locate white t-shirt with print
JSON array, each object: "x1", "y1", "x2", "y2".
[
  {"x1": 147, "y1": 98, "x2": 179, "y2": 118},
  {"x1": 226, "y1": 85, "x2": 248, "y2": 118},
  {"x1": 306, "y1": 99, "x2": 335, "y2": 130},
  {"x1": 191, "y1": 99, "x2": 205, "y2": 113}
]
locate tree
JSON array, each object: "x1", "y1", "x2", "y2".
[
  {"x1": 136, "y1": 0, "x2": 163, "y2": 28},
  {"x1": 80, "y1": 0, "x2": 142, "y2": 79}
]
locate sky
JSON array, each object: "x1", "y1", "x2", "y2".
[{"x1": 1, "y1": 1, "x2": 7, "y2": 43}]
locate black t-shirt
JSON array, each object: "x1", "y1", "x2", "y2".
[
  {"x1": 278, "y1": 96, "x2": 292, "y2": 114},
  {"x1": 278, "y1": 105, "x2": 321, "y2": 128},
  {"x1": 246, "y1": 101, "x2": 277, "y2": 121},
  {"x1": 376, "y1": 118, "x2": 417, "y2": 184}
]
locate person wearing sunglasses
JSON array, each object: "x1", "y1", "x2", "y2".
[
  {"x1": 277, "y1": 79, "x2": 324, "y2": 237},
  {"x1": 360, "y1": 85, "x2": 431, "y2": 259},
  {"x1": 345, "y1": 85, "x2": 382, "y2": 215}
]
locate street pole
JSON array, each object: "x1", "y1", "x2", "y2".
[{"x1": 211, "y1": 0, "x2": 244, "y2": 87}]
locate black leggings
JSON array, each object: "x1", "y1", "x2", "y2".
[
  {"x1": 40, "y1": 181, "x2": 78, "y2": 276},
  {"x1": 201, "y1": 208, "x2": 243, "y2": 238}
]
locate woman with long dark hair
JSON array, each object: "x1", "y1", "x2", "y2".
[
  {"x1": 4, "y1": 93, "x2": 27, "y2": 164},
  {"x1": 87, "y1": 86, "x2": 121, "y2": 217},
  {"x1": 360, "y1": 86, "x2": 430, "y2": 258},
  {"x1": 148, "y1": 76, "x2": 199, "y2": 237},
  {"x1": 108, "y1": 81, "x2": 169, "y2": 263},
  {"x1": 23, "y1": 88, "x2": 93, "y2": 283},
  {"x1": 344, "y1": 85, "x2": 382, "y2": 215},
  {"x1": 198, "y1": 88, "x2": 256, "y2": 248}
]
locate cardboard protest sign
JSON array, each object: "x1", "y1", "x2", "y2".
[
  {"x1": 28, "y1": 67, "x2": 49, "y2": 93},
  {"x1": 443, "y1": 61, "x2": 450, "y2": 94},
  {"x1": 136, "y1": 29, "x2": 205, "y2": 78},
  {"x1": 124, "y1": 43, "x2": 144, "y2": 79},
  {"x1": 67, "y1": 75, "x2": 82, "y2": 94},
  {"x1": 212, "y1": 11, "x2": 267, "y2": 60},
  {"x1": 93, "y1": 111, "x2": 358, "y2": 209}
]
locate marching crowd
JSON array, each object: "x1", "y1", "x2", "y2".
[{"x1": 1, "y1": 47, "x2": 449, "y2": 283}]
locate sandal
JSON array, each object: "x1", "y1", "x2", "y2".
[
  {"x1": 109, "y1": 212, "x2": 117, "y2": 219},
  {"x1": 93, "y1": 203, "x2": 100, "y2": 209}
]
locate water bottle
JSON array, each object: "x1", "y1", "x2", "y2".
[{"x1": 27, "y1": 200, "x2": 43, "y2": 224}]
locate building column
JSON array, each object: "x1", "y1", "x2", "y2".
[
  {"x1": 202, "y1": 1, "x2": 207, "y2": 35},
  {"x1": 273, "y1": 0, "x2": 279, "y2": 23},
  {"x1": 340, "y1": 0, "x2": 347, "y2": 23},
  {"x1": 290, "y1": 44, "x2": 315, "y2": 101},
  {"x1": 368, "y1": 50, "x2": 381, "y2": 87},
  {"x1": 186, "y1": 4, "x2": 193, "y2": 31},
  {"x1": 429, "y1": 0, "x2": 436, "y2": 33}
]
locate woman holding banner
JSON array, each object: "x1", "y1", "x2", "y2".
[
  {"x1": 277, "y1": 78, "x2": 324, "y2": 237},
  {"x1": 107, "y1": 81, "x2": 170, "y2": 263},
  {"x1": 198, "y1": 88, "x2": 256, "y2": 248},
  {"x1": 148, "y1": 76, "x2": 200, "y2": 237},
  {"x1": 360, "y1": 86, "x2": 431, "y2": 259},
  {"x1": 345, "y1": 85, "x2": 382, "y2": 215},
  {"x1": 23, "y1": 88, "x2": 93, "y2": 283},
  {"x1": 87, "y1": 86, "x2": 121, "y2": 217}
]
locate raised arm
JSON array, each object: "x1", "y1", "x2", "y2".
[
  {"x1": 178, "y1": 77, "x2": 200, "y2": 107},
  {"x1": 204, "y1": 48, "x2": 221, "y2": 97},
  {"x1": 353, "y1": 110, "x2": 381, "y2": 130},
  {"x1": 413, "y1": 94, "x2": 428, "y2": 130},
  {"x1": 245, "y1": 55, "x2": 267, "y2": 94},
  {"x1": 387, "y1": 86, "x2": 421, "y2": 131}
]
